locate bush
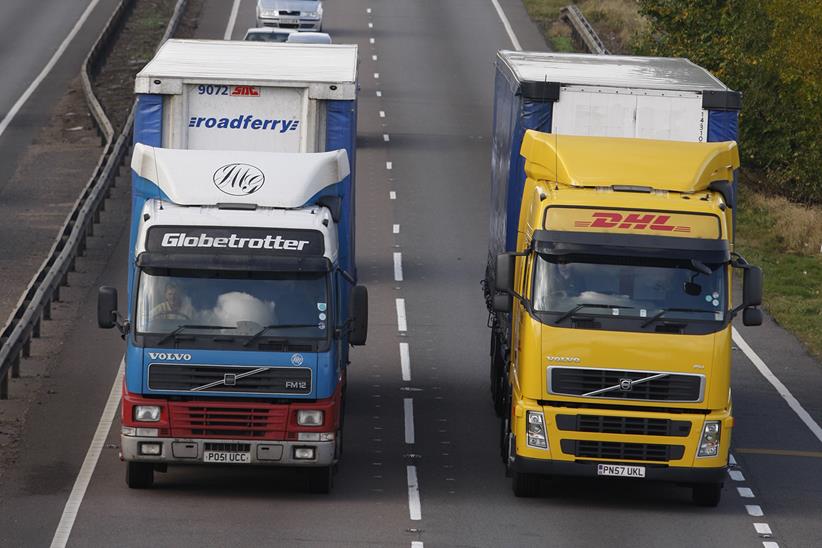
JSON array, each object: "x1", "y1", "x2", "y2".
[{"x1": 635, "y1": 0, "x2": 822, "y2": 204}]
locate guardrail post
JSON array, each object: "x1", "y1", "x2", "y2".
[
  {"x1": 33, "y1": 317, "x2": 41, "y2": 338},
  {"x1": 0, "y1": 370, "x2": 8, "y2": 399},
  {"x1": 43, "y1": 299, "x2": 51, "y2": 320},
  {"x1": 11, "y1": 352, "x2": 20, "y2": 378},
  {"x1": 22, "y1": 338, "x2": 31, "y2": 359}
]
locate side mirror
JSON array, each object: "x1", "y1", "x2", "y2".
[
  {"x1": 98, "y1": 286, "x2": 118, "y2": 329},
  {"x1": 495, "y1": 254, "x2": 515, "y2": 293},
  {"x1": 349, "y1": 285, "x2": 368, "y2": 346},
  {"x1": 742, "y1": 307, "x2": 763, "y2": 326},
  {"x1": 743, "y1": 266, "x2": 763, "y2": 307},
  {"x1": 493, "y1": 293, "x2": 512, "y2": 313}
]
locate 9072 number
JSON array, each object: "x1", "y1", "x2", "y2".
[{"x1": 197, "y1": 85, "x2": 229, "y2": 96}]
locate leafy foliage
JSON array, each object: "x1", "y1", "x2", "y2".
[{"x1": 636, "y1": 0, "x2": 822, "y2": 203}]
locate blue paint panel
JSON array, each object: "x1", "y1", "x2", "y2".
[
  {"x1": 126, "y1": 346, "x2": 144, "y2": 393},
  {"x1": 707, "y1": 110, "x2": 738, "y2": 143},
  {"x1": 134, "y1": 94, "x2": 163, "y2": 147}
]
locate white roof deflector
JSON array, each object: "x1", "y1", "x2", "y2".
[{"x1": 131, "y1": 143, "x2": 350, "y2": 208}]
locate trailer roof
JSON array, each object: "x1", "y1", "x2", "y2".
[
  {"x1": 498, "y1": 51, "x2": 731, "y2": 93},
  {"x1": 136, "y1": 39, "x2": 358, "y2": 89}
]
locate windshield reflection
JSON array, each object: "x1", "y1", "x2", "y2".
[
  {"x1": 532, "y1": 254, "x2": 725, "y2": 323},
  {"x1": 136, "y1": 269, "x2": 329, "y2": 339}
]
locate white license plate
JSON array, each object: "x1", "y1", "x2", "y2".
[
  {"x1": 279, "y1": 17, "x2": 299, "y2": 25},
  {"x1": 203, "y1": 451, "x2": 251, "y2": 464},
  {"x1": 597, "y1": 463, "x2": 646, "y2": 478}
]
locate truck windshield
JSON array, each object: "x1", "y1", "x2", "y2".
[
  {"x1": 136, "y1": 269, "x2": 329, "y2": 341},
  {"x1": 532, "y1": 254, "x2": 726, "y2": 325}
]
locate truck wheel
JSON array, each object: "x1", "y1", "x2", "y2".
[
  {"x1": 126, "y1": 461, "x2": 154, "y2": 489},
  {"x1": 692, "y1": 482, "x2": 722, "y2": 507},
  {"x1": 308, "y1": 466, "x2": 333, "y2": 494},
  {"x1": 512, "y1": 469, "x2": 540, "y2": 498}
]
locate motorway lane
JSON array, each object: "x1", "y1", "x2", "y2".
[{"x1": 0, "y1": 0, "x2": 819, "y2": 547}]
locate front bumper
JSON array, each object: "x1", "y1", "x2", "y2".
[
  {"x1": 514, "y1": 455, "x2": 726, "y2": 483},
  {"x1": 122, "y1": 435, "x2": 335, "y2": 467}
]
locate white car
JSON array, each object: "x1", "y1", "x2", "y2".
[
  {"x1": 286, "y1": 32, "x2": 331, "y2": 44},
  {"x1": 256, "y1": 0, "x2": 323, "y2": 31},
  {"x1": 243, "y1": 27, "x2": 297, "y2": 42}
]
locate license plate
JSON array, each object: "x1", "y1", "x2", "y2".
[
  {"x1": 597, "y1": 463, "x2": 646, "y2": 478},
  {"x1": 279, "y1": 17, "x2": 298, "y2": 25},
  {"x1": 203, "y1": 451, "x2": 251, "y2": 464}
]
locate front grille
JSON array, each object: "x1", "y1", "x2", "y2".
[
  {"x1": 549, "y1": 367, "x2": 703, "y2": 402},
  {"x1": 556, "y1": 414, "x2": 691, "y2": 437},
  {"x1": 149, "y1": 364, "x2": 311, "y2": 395},
  {"x1": 203, "y1": 442, "x2": 251, "y2": 452},
  {"x1": 170, "y1": 402, "x2": 288, "y2": 439},
  {"x1": 278, "y1": 9, "x2": 300, "y2": 15},
  {"x1": 560, "y1": 440, "x2": 685, "y2": 462}
]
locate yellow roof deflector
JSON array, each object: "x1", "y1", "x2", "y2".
[{"x1": 520, "y1": 130, "x2": 740, "y2": 193}]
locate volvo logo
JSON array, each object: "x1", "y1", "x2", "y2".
[
  {"x1": 224, "y1": 373, "x2": 237, "y2": 386},
  {"x1": 149, "y1": 352, "x2": 191, "y2": 361},
  {"x1": 619, "y1": 378, "x2": 634, "y2": 392},
  {"x1": 213, "y1": 163, "x2": 265, "y2": 196},
  {"x1": 546, "y1": 356, "x2": 581, "y2": 363}
]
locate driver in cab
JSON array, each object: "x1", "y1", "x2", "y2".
[{"x1": 150, "y1": 283, "x2": 189, "y2": 321}]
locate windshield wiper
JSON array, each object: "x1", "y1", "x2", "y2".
[
  {"x1": 157, "y1": 325, "x2": 236, "y2": 345},
  {"x1": 554, "y1": 304, "x2": 634, "y2": 324},
  {"x1": 243, "y1": 323, "x2": 321, "y2": 347},
  {"x1": 641, "y1": 308, "x2": 716, "y2": 328}
]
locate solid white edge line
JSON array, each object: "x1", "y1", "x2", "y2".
[
  {"x1": 0, "y1": 0, "x2": 103, "y2": 139},
  {"x1": 746, "y1": 505, "x2": 764, "y2": 517},
  {"x1": 393, "y1": 224, "x2": 400, "y2": 234},
  {"x1": 406, "y1": 465, "x2": 422, "y2": 520},
  {"x1": 489, "y1": 0, "x2": 522, "y2": 51},
  {"x1": 396, "y1": 298, "x2": 408, "y2": 332},
  {"x1": 400, "y1": 342, "x2": 411, "y2": 381},
  {"x1": 404, "y1": 398, "x2": 415, "y2": 444},
  {"x1": 224, "y1": 0, "x2": 243, "y2": 40},
  {"x1": 733, "y1": 328, "x2": 822, "y2": 445},
  {"x1": 50, "y1": 360, "x2": 124, "y2": 548},
  {"x1": 393, "y1": 252, "x2": 404, "y2": 281},
  {"x1": 753, "y1": 523, "x2": 772, "y2": 535}
]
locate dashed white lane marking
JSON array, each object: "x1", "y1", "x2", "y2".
[
  {"x1": 738, "y1": 487, "x2": 755, "y2": 498},
  {"x1": 393, "y1": 252, "x2": 404, "y2": 281},
  {"x1": 370, "y1": 38, "x2": 375, "y2": 44},
  {"x1": 386, "y1": 161, "x2": 393, "y2": 170},
  {"x1": 489, "y1": 0, "x2": 522, "y2": 51},
  {"x1": 372, "y1": 54, "x2": 378, "y2": 61},
  {"x1": 50, "y1": 360, "x2": 124, "y2": 548},
  {"x1": 729, "y1": 469, "x2": 746, "y2": 481},
  {"x1": 376, "y1": 90, "x2": 382, "y2": 97},
  {"x1": 389, "y1": 191, "x2": 396, "y2": 200},
  {"x1": 762, "y1": 542, "x2": 780, "y2": 548},
  {"x1": 733, "y1": 328, "x2": 822, "y2": 445},
  {"x1": 400, "y1": 342, "x2": 411, "y2": 381},
  {"x1": 412, "y1": 543, "x2": 424, "y2": 548},
  {"x1": 368, "y1": 22, "x2": 374, "y2": 28},
  {"x1": 393, "y1": 224, "x2": 400, "y2": 234},
  {"x1": 729, "y1": 453, "x2": 737, "y2": 466},
  {"x1": 396, "y1": 298, "x2": 408, "y2": 332},
  {"x1": 224, "y1": 0, "x2": 242, "y2": 39},
  {"x1": 374, "y1": 72, "x2": 380, "y2": 79},
  {"x1": 383, "y1": 133, "x2": 390, "y2": 142},
  {"x1": 367, "y1": 8, "x2": 372, "y2": 14},
  {"x1": 379, "y1": 110, "x2": 386, "y2": 118},
  {"x1": 754, "y1": 523, "x2": 772, "y2": 535},
  {"x1": 746, "y1": 505, "x2": 764, "y2": 517},
  {"x1": 0, "y1": 0, "x2": 104, "y2": 139},
  {"x1": 406, "y1": 465, "x2": 422, "y2": 520},
  {"x1": 404, "y1": 398, "x2": 415, "y2": 444}
]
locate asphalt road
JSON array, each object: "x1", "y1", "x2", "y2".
[{"x1": 0, "y1": 1, "x2": 821, "y2": 547}]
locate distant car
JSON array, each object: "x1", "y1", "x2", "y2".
[
  {"x1": 256, "y1": 0, "x2": 323, "y2": 31},
  {"x1": 243, "y1": 27, "x2": 296, "y2": 42},
  {"x1": 286, "y1": 32, "x2": 331, "y2": 44}
]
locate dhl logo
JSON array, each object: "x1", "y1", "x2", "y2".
[
  {"x1": 574, "y1": 212, "x2": 691, "y2": 233},
  {"x1": 231, "y1": 85, "x2": 260, "y2": 97}
]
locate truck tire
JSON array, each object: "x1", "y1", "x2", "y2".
[
  {"x1": 126, "y1": 461, "x2": 154, "y2": 489},
  {"x1": 308, "y1": 466, "x2": 333, "y2": 494},
  {"x1": 512, "y1": 469, "x2": 540, "y2": 498},
  {"x1": 692, "y1": 482, "x2": 722, "y2": 507}
]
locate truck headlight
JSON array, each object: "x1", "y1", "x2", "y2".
[
  {"x1": 297, "y1": 410, "x2": 324, "y2": 426},
  {"x1": 134, "y1": 405, "x2": 161, "y2": 422},
  {"x1": 697, "y1": 420, "x2": 721, "y2": 457},
  {"x1": 526, "y1": 411, "x2": 548, "y2": 449}
]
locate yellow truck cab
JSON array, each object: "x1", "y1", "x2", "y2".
[{"x1": 488, "y1": 130, "x2": 763, "y2": 505}]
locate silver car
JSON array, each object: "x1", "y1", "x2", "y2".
[{"x1": 256, "y1": 0, "x2": 323, "y2": 31}]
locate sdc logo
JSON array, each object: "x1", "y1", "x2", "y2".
[
  {"x1": 213, "y1": 163, "x2": 265, "y2": 196},
  {"x1": 575, "y1": 212, "x2": 691, "y2": 233}
]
